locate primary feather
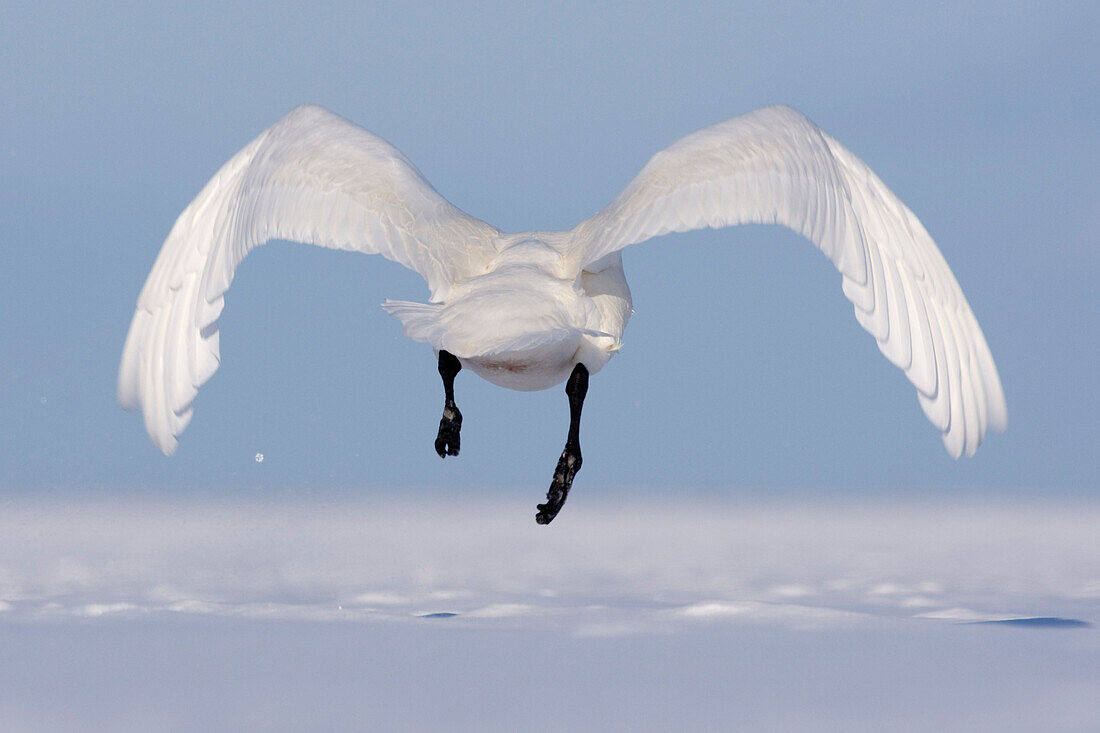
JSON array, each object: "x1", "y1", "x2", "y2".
[
  {"x1": 118, "y1": 105, "x2": 498, "y2": 454},
  {"x1": 570, "y1": 105, "x2": 1006, "y2": 456}
]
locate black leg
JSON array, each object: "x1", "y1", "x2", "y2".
[
  {"x1": 434, "y1": 350, "x2": 462, "y2": 458},
  {"x1": 536, "y1": 363, "x2": 589, "y2": 525}
]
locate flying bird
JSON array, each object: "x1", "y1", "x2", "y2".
[{"x1": 119, "y1": 105, "x2": 1006, "y2": 523}]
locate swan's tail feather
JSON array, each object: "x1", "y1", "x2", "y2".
[
  {"x1": 381, "y1": 300, "x2": 445, "y2": 347},
  {"x1": 383, "y1": 299, "x2": 611, "y2": 359}
]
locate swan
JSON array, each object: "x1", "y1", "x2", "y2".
[{"x1": 118, "y1": 104, "x2": 1006, "y2": 523}]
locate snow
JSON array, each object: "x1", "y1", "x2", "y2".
[{"x1": 1, "y1": 494, "x2": 1097, "y2": 730}]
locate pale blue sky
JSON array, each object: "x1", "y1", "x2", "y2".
[{"x1": 1, "y1": 1, "x2": 1097, "y2": 497}]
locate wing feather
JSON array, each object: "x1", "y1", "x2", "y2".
[
  {"x1": 570, "y1": 105, "x2": 1006, "y2": 456},
  {"x1": 119, "y1": 105, "x2": 499, "y2": 454}
]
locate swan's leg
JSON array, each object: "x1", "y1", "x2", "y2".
[
  {"x1": 434, "y1": 350, "x2": 462, "y2": 458},
  {"x1": 536, "y1": 363, "x2": 589, "y2": 525}
]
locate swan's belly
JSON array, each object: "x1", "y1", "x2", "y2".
[
  {"x1": 462, "y1": 336, "x2": 580, "y2": 391},
  {"x1": 425, "y1": 260, "x2": 620, "y2": 390}
]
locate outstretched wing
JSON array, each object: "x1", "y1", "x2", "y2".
[
  {"x1": 569, "y1": 105, "x2": 1005, "y2": 457},
  {"x1": 119, "y1": 105, "x2": 500, "y2": 455}
]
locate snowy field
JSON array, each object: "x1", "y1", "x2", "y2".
[{"x1": 2, "y1": 494, "x2": 1098, "y2": 731}]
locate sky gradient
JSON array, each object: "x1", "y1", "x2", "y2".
[{"x1": 2, "y1": 1, "x2": 1097, "y2": 498}]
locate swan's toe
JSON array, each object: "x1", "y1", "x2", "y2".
[
  {"x1": 535, "y1": 446, "x2": 582, "y2": 524},
  {"x1": 434, "y1": 405, "x2": 462, "y2": 458}
]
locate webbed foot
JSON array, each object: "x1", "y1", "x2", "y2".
[
  {"x1": 435, "y1": 404, "x2": 462, "y2": 458},
  {"x1": 536, "y1": 442, "x2": 581, "y2": 524}
]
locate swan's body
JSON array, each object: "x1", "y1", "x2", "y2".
[
  {"x1": 383, "y1": 231, "x2": 627, "y2": 391},
  {"x1": 119, "y1": 104, "x2": 1006, "y2": 522}
]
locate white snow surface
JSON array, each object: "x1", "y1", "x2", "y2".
[
  {"x1": 3, "y1": 495, "x2": 1099, "y2": 731},
  {"x1": 2, "y1": 495, "x2": 1096, "y2": 630}
]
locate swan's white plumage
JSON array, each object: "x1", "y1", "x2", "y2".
[
  {"x1": 571, "y1": 105, "x2": 1006, "y2": 456},
  {"x1": 120, "y1": 104, "x2": 1005, "y2": 459},
  {"x1": 118, "y1": 105, "x2": 499, "y2": 454}
]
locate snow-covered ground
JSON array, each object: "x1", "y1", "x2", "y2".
[{"x1": 2, "y1": 494, "x2": 1098, "y2": 730}]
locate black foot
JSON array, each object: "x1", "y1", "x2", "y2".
[
  {"x1": 435, "y1": 404, "x2": 462, "y2": 458},
  {"x1": 536, "y1": 443, "x2": 581, "y2": 524}
]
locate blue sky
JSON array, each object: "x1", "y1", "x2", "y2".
[{"x1": 1, "y1": 1, "x2": 1097, "y2": 498}]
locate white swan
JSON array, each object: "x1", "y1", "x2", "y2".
[{"x1": 119, "y1": 104, "x2": 1006, "y2": 523}]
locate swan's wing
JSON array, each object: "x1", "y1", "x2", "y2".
[
  {"x1": 569, "y1": 105, "x2": 1005, "y2": 457},
  {"x1": 119, "y1": 105, "x2": 500, "y2": 455}
]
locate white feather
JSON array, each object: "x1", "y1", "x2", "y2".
[
  {"x1": 570, "y1": 105, "x2": 1006, "y2": 455},
  {"x1": 120, "y1": 104, "x2": 1005, "y2": 459},
  {"x1": 118, "y1": 105, "x2": 499, "y2": 454}
]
